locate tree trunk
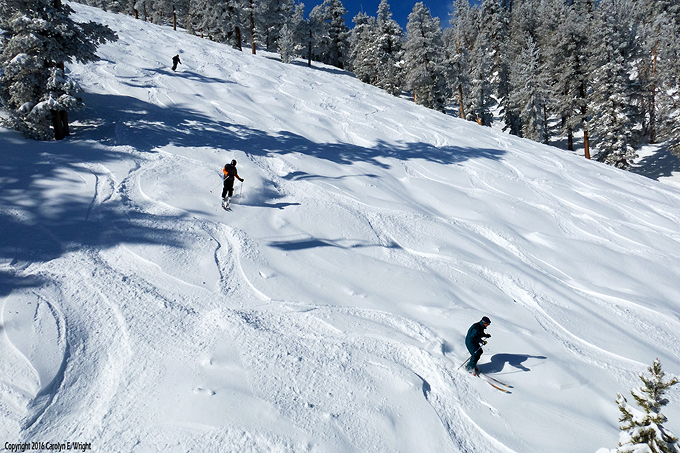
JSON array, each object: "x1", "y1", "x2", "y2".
[
  {"x1": 649, "y1": 39, "x2": 659, "y2": 144},
  {"x1": 51, "y1": 110, "x2": 69, "y2": 140},
  {"x1": 173, "y1": 6, "x2": 177, "y2": 30},
  {"x1": 308, "y1": 31, "x2": 312, "y2": 67},
  {"x1": 250, "y1": 7, "x2": 256, "y2": 54},
  {"x1": 458, "y1": 84, "x2": 465, "y2": 119},
  {"x1": 580, "y1": 80, "x2": 590, "y2": 159},
  {"x1": 234, "y1": 26, "x2": 242, "y2": 51},
  {"x1": 568, "y1": 128, "x2": 574, "y2": 151}
]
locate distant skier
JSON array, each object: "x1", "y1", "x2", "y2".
[
  {"x1": 465, "y1": 316, "x2": 491, "y2": 375},
  {"x1": 172, "y1": 54, "x2": 181, "y2": 71},
  {"x1": 222, "y1": 159, "x2": 244, "y2": 209}
]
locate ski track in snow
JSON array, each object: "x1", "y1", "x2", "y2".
[{"x1": 1, "y1": 3, "x2": 680, "y2": 452}]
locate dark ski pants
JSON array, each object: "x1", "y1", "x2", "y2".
[
  {"x1": 222, "y1": 179, "x2": 235, "y2": 198},
  {"x1": 466, "y1": 346, "x2": 483, "y2": 371}
]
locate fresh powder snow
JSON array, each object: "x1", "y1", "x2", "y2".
[{"x1": 1, "y1": 3, "x2": 679, "y2": 452}]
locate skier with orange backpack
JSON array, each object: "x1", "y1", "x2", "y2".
[{"x1": 222, "y1": 159, "x2": 244, "y2": 209}]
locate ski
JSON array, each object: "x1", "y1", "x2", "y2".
[
  {"x1": 477, "y1": 374, "x2": 511, "y2": 393},
  {"x1": 479, "y1": 373, "x2": 513, "y2": 388}
]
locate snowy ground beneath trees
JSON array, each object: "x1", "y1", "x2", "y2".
[{"x1": 1, "y1": 4, "x2": 680, "y2": 452}]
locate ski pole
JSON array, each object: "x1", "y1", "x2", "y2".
[
  {"x1": 458, "y1": 346, "x2": 483, "y2": 370},
  {"x1": 210, "y1": 181, "x2": 222, "y2": 194},
  {"x1": 239, "y1": 179, "x2": 243, "y2": 204},
  {"x1": 457, "y1": 356, "x2": 472, "y2": 370}
]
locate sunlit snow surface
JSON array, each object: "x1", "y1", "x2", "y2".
[{"x1": 1, "y1": 3, "x2": 679, "y2": 452}]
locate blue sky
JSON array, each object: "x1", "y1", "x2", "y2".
[
  {"x1": 333, "y1": 0, "x2": 481, "y2": 29},
  {"x1": 342, "y1": 0, "x2": 453, "y2": 29}
]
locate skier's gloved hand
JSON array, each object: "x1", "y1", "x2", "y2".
[
  {"x1": 481, "y1": 339, "x2": 487, "y2": 345},
  {"x1": 484, "y1": 333, "x2": 491, "y2": 338}
]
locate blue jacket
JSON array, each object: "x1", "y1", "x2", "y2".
[{"x1": 465, "y1": 321, "x2": 489, "y2": 353}]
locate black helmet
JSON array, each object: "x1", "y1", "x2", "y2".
[
  {"x1": 232, "y1": 159, "x2": 237, "y2": 165},
  {"x1": 481, "y1": 316, "x2": 491, "y2": 325}
]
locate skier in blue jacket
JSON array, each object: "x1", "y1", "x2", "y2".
[{"x1": 465, "y1": 316, "x2": 491, "y2": 375}]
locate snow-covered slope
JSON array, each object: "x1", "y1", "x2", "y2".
[{"x1": 1, "y1": 4, "x2": 679, "y2": 452}]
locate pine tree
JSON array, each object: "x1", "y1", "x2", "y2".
[
  {"x1": 467, "y1": 22, "x2": 495, "y2": 125},
  {"x1": 541, "y1": 0, "x2": 591, "y2": 152},
  {"x1": 309, "y1": 0, "x2": 349, "y2": 68},
  {"x1": 278, "y1": 22, "x2": 295, "y2": 63},
  {"x1": 258, "y1": 0, "x2": 294, "y2": 51},
  {"x1": 634, "y1": 0, "x2": 680, "y2": 156},
  {"x1": 288, "y1": 3, "x2": 313, "y2": 67},
  {"x1": 187, "y1": 0, "x2": 241, "y2": 45},
  {"x1": 616, "y1": 359, "x2": 679, "y2": 453},
  {"x1": 348, "y1": 12, "x2": 378, "y2": 83},
  {"x1": 446, "y1": 0, "x2": 477, "y2": 120},
  {"x1": 373, "y1": 0, "x2": 403, "y2": 95},
  {"x1": 0, "y1": 0, "x2": 117, "y2": 140},
  {"x1": 510, "y1": 35, "x2": 550, "y2": 143},
  {"x1": 587, "y1": 0, "x2": 641, "y2": 169},
  {"x1": 635, "y1": 0, "x2": 680, "y2": 145},
  {"x1": 241, "y1": 0, "x2": 259, "y2": 54},
  {"x1": 307, "y1": 4, "x2": 326, "y2": 65},
  {"x1": 404, "y1": 2, "x2": 448, "y2": 113},
  {"x1": 480, "y1": 0, "x2": 512, "y2": 130}
]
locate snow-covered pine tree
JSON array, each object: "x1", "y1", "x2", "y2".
[
  {"x1": 278, "y1": 22, "x2": 295, "y2": 63},
  {"x1": 258, "y1": 0, "x2": 294, "y2": 51},
  {"x1": 309, "y1": 0, "x2": 349, "y2": 68},
  {"x1": 635, "y1": 0, "x2": 680, "y2": 145},
  {"x1": 479, "y1": 0, "x2": 513, "y2": 133},
  {"x1": 278, "y1": 2, "x2": 306, "y2": 63},
  {"x1": 151, "y1": 0, "x2": 190, "y2": 28},
  {"x1": 373, "y1": 0, "x2": 403, "y2": 95},
  {"x1": 506, "y1": 0, "x2": 548, "y2": 136},
  {"x1": 308, "y1": 3, "x2": 328, "y2": 62},
  {"x1": 348, "y1": 12, "x2": 378, "y2": 83},
  {"x1": 445, "y1": 0, "x2": 477, "y2": 120},
  {"x1": 616, "y1": 359, "x2": 679, "y2": 453},
  {"x1": 635, "y1": 0, "x2": 680, "y2": 155},
  {"x1": 307, "y1": 4, "x2": 326, "y2": 65},
  {"x1": 0, "y1": 0, "x2": 117, "y2": 140},
  {"x1": 587, "y1": 0, "x2": 641, "y2": 169},
  {"x1": 466, "y1": 0, "x2": 495, "y2": 125},
  {"x1": 308, "y1": 0, "x2": 349, "y2": 68},
  {"x1": 326, "y1": 0, "x2": 349, "y2": 68},
  {"x1": 541, "y1": 0, "x2": 591, "y2": 152},
  {"x1": 654, "y1": 4, "x2": 680, "y2": 158},
  {"x1": 510, "y1": 35, "x2": 551, "y2": 143},
  {"x1": 187, "y1": 0, "x2": 240, "y2": 45},
  {"x1": 134, "y1": 0, "x2": 152, "y2": 20},
  {"x1": 404, "y1": 2, "x2": 448, "y2": 113},
  {"x1": 240, "y1": 0, "x2": 259, "y2": 53}
]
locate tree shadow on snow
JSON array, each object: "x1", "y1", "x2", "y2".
[
  {"x1": 630, "y1": 144, "x2": 680, "y2": 181},
  {"x1": 478, "y1": 353, "x2": 547, "y2": 374},
  {"x1": 71, "y1": 93, "x2": 506, "y2": 169},
  {"x1": 0, "y1": 128, "x2": 186, "y2": 297}
]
